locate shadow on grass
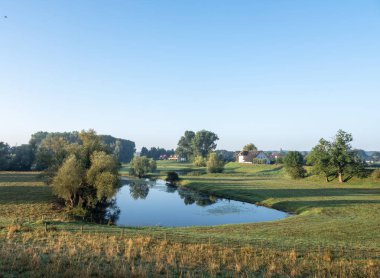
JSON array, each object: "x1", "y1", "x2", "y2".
[
  {"x1": 275, "y1": 199, "x2": 380, "y2": 210},
  {"x1": 0, "y1": 173, "x2": 41, "y2": 183},
  {"x1": 0, "y1": 185, "x2": 52, "y2": 204}
]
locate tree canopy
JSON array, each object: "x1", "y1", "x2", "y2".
[
  {"x1": 243, "y1": 143, "x2": 257, "y2": 152},
  {"x1": 308, "y1": 130, "x2": 367, "y2": 183},
  {"x1": 176, "y1": 130, "x2": 219, "y2": 160},
  {"x1": 176, "y1": 130, "x2": 195, "y2": 160},
  {"x1": 192, "y1": 130, "x2": 219, "y2": 157},
  {"x1": 48, "y1": 130, "x2": 120, "y2": 215}
]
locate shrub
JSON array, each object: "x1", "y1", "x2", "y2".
[
  {"x1": 165, "y1": 171, "x2": 180, "y2": 185},
  {"x1": 372, "y1": 169, "x2": 380, "y2": 180},
  {"x1": 284, "y1": 151, "x2": 306, "y2": 179},
  {"x1": 129, "y1": 156, "x2": 156, "y2": 178},
  {"x1": 193, "y1": 156, "x2": 207, "y2": 167},
  {"x1": 207, "y1": 153, "x2": 224, "y2": 173}
]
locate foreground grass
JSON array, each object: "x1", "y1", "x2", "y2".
[{"x1": 0, "y1": 164, "x2": 379, "y2": 277}]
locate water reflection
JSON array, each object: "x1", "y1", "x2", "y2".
[
  {"x1": 129, "y1": 182, "x2": 150, "y2": 200},
  {"x1": 113, "y1": 178, "x2": 289, "y2": 227},
  {"x1": 91, "y1": 199, "x2": 120, "y2": 225},
  {"x1": 128, "y1": 179, "x2": 219, "y2": 207}
]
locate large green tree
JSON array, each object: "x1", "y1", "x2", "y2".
[
  {"x1": 329, "y1": 130, "x2": 366, "y2": 183},
  {"x1": 308, "y1": 130, "x2": 367, "y2": 183},
  {"x1": 50, "y1": 130, "x2": 120, "y2": 212},
  {"x1": 176, "y1": 131, "x2": 195, "y2": 160},
  {"x1": 192, "y1": 130, "x2": 219, "y2": 158},
  {"x1": 307, "y1": 139, "x2": 334, "y2": 182}
]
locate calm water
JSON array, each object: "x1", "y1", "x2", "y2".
[{"x1": 112, "y1": 178, "x2": 289, "y2": 227}]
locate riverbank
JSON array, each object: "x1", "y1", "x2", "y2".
[{"x1": 0, "y1": 163, "x2": 379, "y2": 276}]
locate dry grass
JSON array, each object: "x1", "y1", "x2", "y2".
[
  {"x1": 0, "y1": 230, "x2": 378, "y2": 277},
  {"x1": 1, "y1": 168, "x2": 380, "y2": 277}
]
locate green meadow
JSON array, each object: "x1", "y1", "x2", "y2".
[{"x1": 0, "y1": 161, "x2": 379, "y2": 277}]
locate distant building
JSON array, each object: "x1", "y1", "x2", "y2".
[
  {"x1": 134, "y1": 151, "x2": 141, "y2": 157},
  {"x1": 159, "y1": 154, "x2": 168, "y2": 160},
  {"x1": 237, "y1": 151, "x2": 271, "y2": 164},
  {"x1": 168, "y1": 155, "x2": 187, "y2": 162}
]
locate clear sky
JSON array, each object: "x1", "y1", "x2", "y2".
[{"x1": 1, "y1": 1, "x2": 379, "y2": 151}]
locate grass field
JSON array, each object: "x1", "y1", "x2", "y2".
[{"x1": 0, "y1": 162, "x2": 379, "y2": 277}]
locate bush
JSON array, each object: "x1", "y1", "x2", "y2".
[
  {"x1": 284, "y1": 151, "x2": 306, "y2": 179},
  {"x1": 372, "y1": 169, "x2": 380, "y2": 180},
  {"x1": 165, "y1": 171, "x2": 180, "y2": 185},
  {"x1": 129, "y1": 156, "x2": 156, "y2": 178},
  {"x1": 193, "y1": 156, "x2": 207, "y2": 167},
  {"x1": 207, "y1": 153, "x2": 224, "y2": 173},
  {"x1": 286, "y1": 166, "x2": 307, "y2": 179}
]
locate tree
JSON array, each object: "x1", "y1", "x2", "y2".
[
  {"x1": 140, "y1": 147, "x2": 149, "y2": 157},
  {"x1": 50, "y1": 130, "x2": 120, "y2": 213},
  {"x1": 86, "y1": 151, "x2": 120, "y2": 202},
  {"x1": 176, "y1": 130, "x2": 195, "y2": 160},
  {"x1": 34, "y1": 136, "x2": 71, "y2": 173},
  {"x1": 207, "y1": 153, "x2": 225, "y2": 173},
  {"x1": 0, "y1": 142, "x2": 10, "y2": 170},
  {"x1": 307, "y1": 139, "x2": 334, "y2": 182},
  {"x1": 192, "y1": 130, "x2": 219, "y2": 158},
  {"x1": 284, "y1": 151, "x2": 306, "y2": 179},
  {"x1": 243, "y1": 143, "x2": 257, "y2": 152},
  {"x1": 308, "y1": 130, "x2": 367, "y2": 183},
  {"x1": 129, "y1": 156, "x2": 157, "y2": 178},
  {"x1": 8, "y1": 144, "x2": 34, "y2": 171},
  {"x1": 53, "y1": 155, "x2": 85, "y2": 208}
]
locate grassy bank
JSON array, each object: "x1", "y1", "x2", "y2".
[{"x1": 0, "y1": 162, "x2": 379, "y2": 277}]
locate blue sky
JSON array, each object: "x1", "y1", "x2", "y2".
[{"x1": 1, "y1": 1, "x2": 379, "y2": 151}]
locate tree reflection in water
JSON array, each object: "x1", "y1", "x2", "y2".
[
  {"x1": 92, "y1": 198, "x2": 120, "y2": 225},
  {"x1": 129, "y1": 181, "x2": 150, "y2": 200},
  {"x1": 177, "y1": 188, "x2": 218, "y2": 207},
  {"x1": 126, "y1": 179, "x2": 220, "y2": 207}
]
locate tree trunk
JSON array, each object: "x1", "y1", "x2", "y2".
[
  {"x1": 338, "y1": 172, "x2": 344, "y2": 183},
  {"x1": 325, "y1": 176, "x2": 329, "y2": 182}
]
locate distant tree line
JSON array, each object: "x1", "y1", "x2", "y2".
[
  {"x1": 0, "y1": 142, "x2": 34, "y2": 171},
  {"x1": 0, "y1": 131, "x2": 135, "y2": 171},
  {"x1": 140, "y1": 147, "x2": 175, "y2": 160}
]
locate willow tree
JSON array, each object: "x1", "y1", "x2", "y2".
[{"x1": 51, "y1": 130, "x2": 120, "y2": 211}]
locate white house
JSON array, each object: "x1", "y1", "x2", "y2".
[
  {"x1": 168, "y1": 155, "x2": 187, "y2": 162},
  {"x1": 237, "y1": 151, "x2": 271, "y2": 164}
]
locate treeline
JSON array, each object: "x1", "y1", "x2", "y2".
[
  {"x1": 0, "y1": 131, "x2": 135, "y2": 171},
  {"x1": 140, "y1": 147, "x2": 175, "y2": 160}
]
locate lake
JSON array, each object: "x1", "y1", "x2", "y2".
[{"x1": 112, "y1": 178, "x2": 289, "y2": 227}]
